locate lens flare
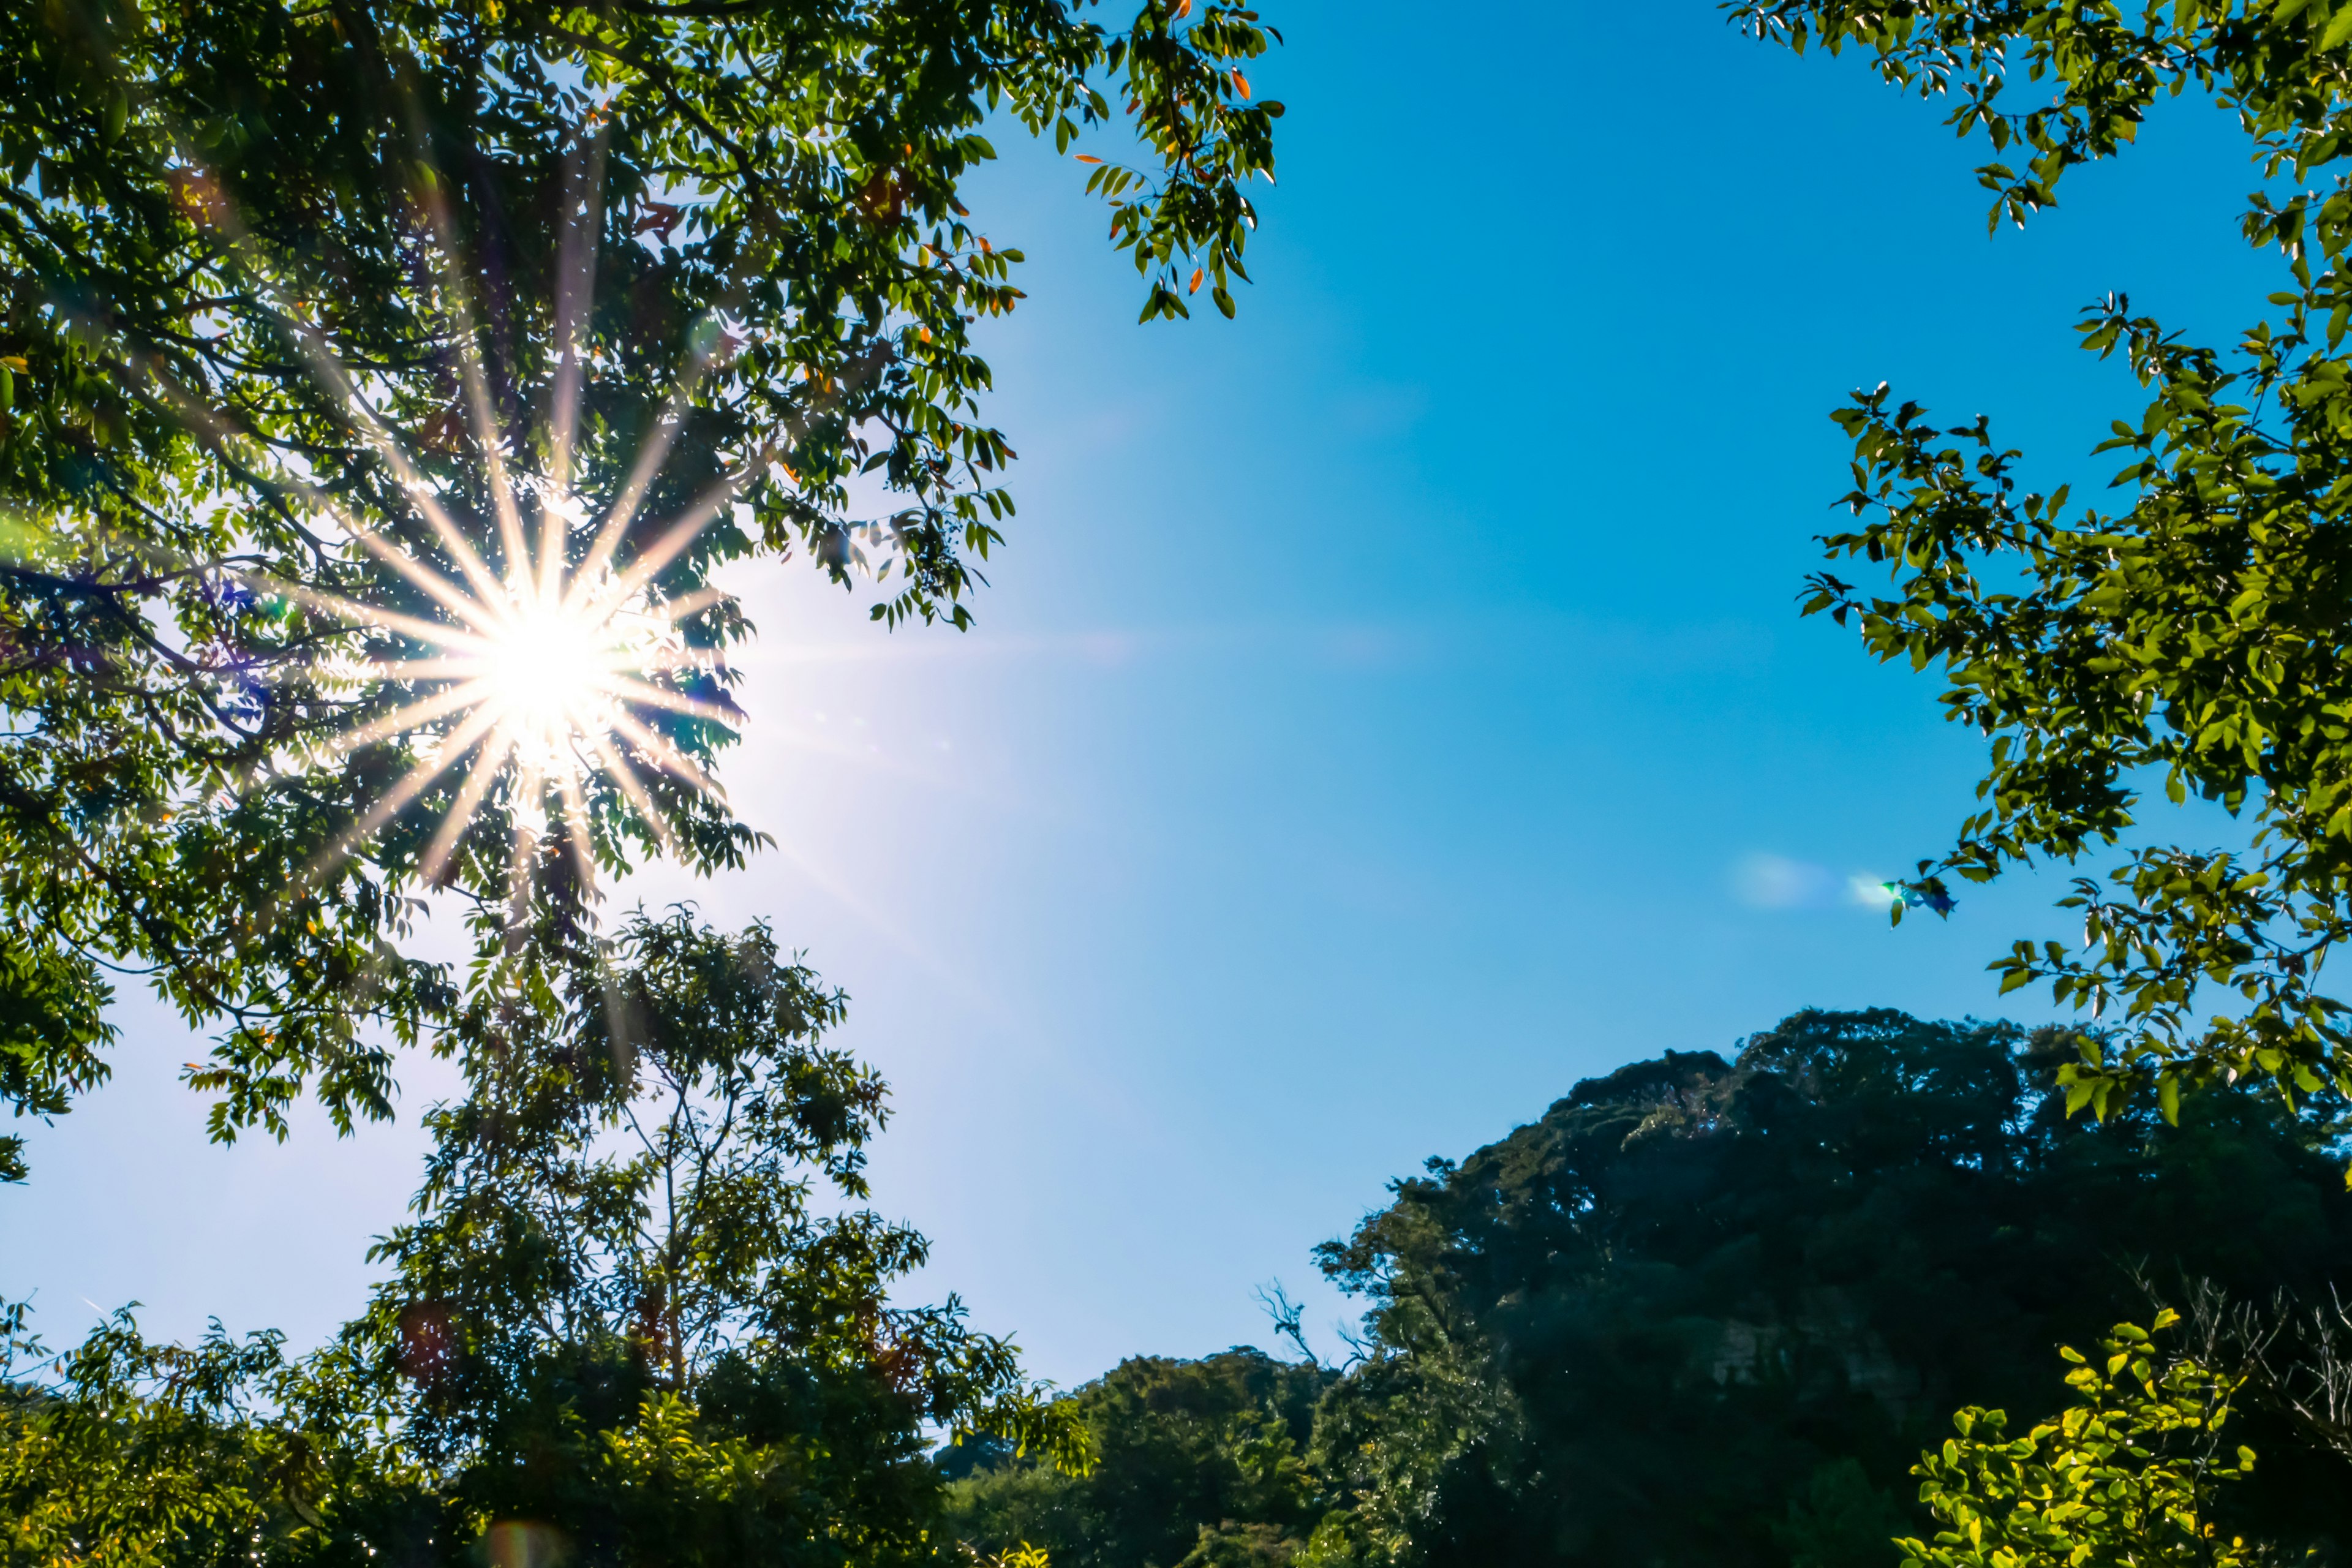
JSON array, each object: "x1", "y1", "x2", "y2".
[
  {"x1": 22, "y1": 124, "x2": 798, "y2": 913},
  {"x1": 292, "y1": 481, "x2": 744, "y2": 894},
  {"x1": 172, "y1": 127, "x2": 767, "y2": 901}
]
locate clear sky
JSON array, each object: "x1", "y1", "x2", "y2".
[{"x1": 2, "y1": 1, "x2": 2287, "y2": 1389}]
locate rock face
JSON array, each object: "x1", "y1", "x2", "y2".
[{"x1": 1707, "y1": 1291, "x2": 1923, "y2": 1420}]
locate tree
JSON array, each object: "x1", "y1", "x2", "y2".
[
  {"x1": 356, "y1": 903, "x2": 1086, "y2": 1563},
  {"x1": 1899, "y1": 1312, "x2": 2255, "y2": 1568},
  {"x1": 1730, "y1": 0, "x2": 2352, "y2": 1121},
  {"x1": 1295, "y1": 1009, "x2": 2352, "y2": 1568},
  {"x1": 942, "y1": 1348, "x2": 1329, "y2": 1568},
  {"x1": 0, "y1": 0, "x2": 1281, "y2": 1177},
  {"x1": 0, "y1": 906, "x2": 1081, "y2": 1568},
  {"x1": 0, "y1": 1314, "x2": 390, "y2": 1568}
]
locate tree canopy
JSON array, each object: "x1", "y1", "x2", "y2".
[
  {"x1": 942, "y1": 1348, "x2": 1328, "y2": 1568},
  {"x1": 1302, "y1": 1008, "x2": 2352, "y2": 1567},
  {"x1": 1733, "y1": 0, "x2": 2352, "y2": 1120},
  {"x1": 0, "y1": 0, "x2": 1280, "y2": 1177},
  {"x1": 2, "y1": 907, "x2": 1080, "y2": 1568},
  {"x1": 944, "y1": 1009, "x2": 2352, "y2": 1568}
]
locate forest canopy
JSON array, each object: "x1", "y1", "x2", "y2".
[{"x1": 946, "y1": 1010, "x2": 2352, "y2": 1568}]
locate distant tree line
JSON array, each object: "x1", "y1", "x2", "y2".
[
  {"x1": 19, "y1": 1004, "x2": 2352, "y2": 1567},
  {"x1": 942, "y1": 1010, "x2": 2352, "y2": 1568}
]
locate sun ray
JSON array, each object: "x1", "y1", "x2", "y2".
[
  {"x1": 554, "y1": 769, "x2": 605, "y2": 900},
  {"x1": 333, "y1": 516, "x2": 511, "y2": 637},
  {"x1": 600, "y1": 674, "x2": 741, "y2": 727},
  {"x1": 286, "y1": 350, "x2": 510, "y2": 605},
  {"x1": 567, "y1": 464, "x2": 757, "y2": 620},
  {"x1": 552, "y1": 778, "x2": 636, "y2": 1080},
  {"x1": 568, "y1": 235, "x2": 790, "y2": 561},
  {"x1": 568, "y1": 322, "x2": 744, "y2": 595},
  {"x1": 249, "y1": 296, "x2": 512, "y2": 607},
  {"x1": 125, "y1": 358, "x2": 510, "y2": 641},
  {"x1": 130, "y1": 131, "x2": 757, "y2": 922},
  {"x1": 409, "y1": 166, "x2": 534, "y2": 582},
  {"x1": 585, "y1": 735, "x2": 684, "y2": 862},
  {"x1": 157, "y1": 145, "x2": 519, "y2": 614},
  {"x1": 649, "y1": 584, "x2": 733, "y2": 626},
  {"x1": 315, "y1": 679, "x2": 501, "y2": 761},
  {"x1": 504, "y1": 758, "x2": 548, "y2": 938},
  {"x1": 606, "y1": 709, "x2": 726, "y2": 802},
  {"x1": 562, "y1": 750, "x2": 643, "y2": 1078},
  {"x1": 380, "y1": 88, "x2": 540, "y2": 586},
  {"x1": 344, "y1": 656, "x2": 503, "y2": 684},
  {"x1": 306, "y1": 698, "x2": 510, "y2": 886},
  {"x1": 238, "y1": 573, "x2": 496, "y2": 656},
  {"x1": 417, "y1": 719, "x2": 518, "y2": 888},
  {"x1": 547, "y1": 126, "x2": 611, "y2": 502}
]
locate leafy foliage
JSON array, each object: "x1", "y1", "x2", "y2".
[
  {"x1": 1731, "y1": 0, "x2": 2352, "y2": 1116},
  {"x1": 0, "y1": 1314, "x2": 370, "y2": 1568},
  {"x1": 943, "y1": 1349, "x2": 1327, "y2": 1568},
  {"x1": 1901, "y1": 1313, "x2": 2254, "y2": 1568},
  {"x1": 0, "y1": 0, "x2": 1281, "y2": 1167},
  {"x1": 0, "y1": 908, "x2": 1078, "y2": 1568},
  {"x1": 933, "y1": 1011, "x2": 2352, "y2": 1568},
  {"x1": 1294, "y1": 1009, "x2": 2352, "y2": 1568}
]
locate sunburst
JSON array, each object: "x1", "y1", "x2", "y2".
[
  {"x1": 167, "y1": 123, "x2": 768, "y2": 907},
  {"x1": 287, "y1": 472, "x2": 740, "y2": 896}
]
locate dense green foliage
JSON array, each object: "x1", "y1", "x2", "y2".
[
  {"x1": 945, "y1": 1010, "x2": 2352, "y2": 1568},
  {"x1": 942, "y1": 1349, "x2": 1328, "y2": 1568},
  {"x1": 1730, "y1": 0, "x2": 2352, "y2": 1118},
  {"x1": 0, "y1": 1, "x2": 1286, "y2": 1559},
  {"x1": 1, "y1": 908, "x2": 1079, "y2": 1568},
  {"x1": 1303, "y1": 1009, "x2": 2352, "y2": 1567},
  {"x1": 0, "y1": 0, "x2": 1280, "y2": 1177},
  {"x1": 1901, "y1": 1311, "x2": 2255, "y2": 1568}
]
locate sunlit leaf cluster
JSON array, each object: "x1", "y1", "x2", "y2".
[
  {"x1": 1737, "y1": 0, "x2": 2352, "y2": 1118},
  {"x1": 1901, "y1": 1313, "x2": 2254, "y2": 1568}
]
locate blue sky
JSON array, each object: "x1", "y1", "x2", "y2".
[{"x1": 2, "y1": 2, "x2": 2288, "y2": 1387}]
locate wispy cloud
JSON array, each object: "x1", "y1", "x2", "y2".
[
  {"x1": 1732, "y1": 853, "x2": 1836, "y2": 910},
  {"x1": 1730, "y1": 853, "x2": 1900, "y2": 913}
]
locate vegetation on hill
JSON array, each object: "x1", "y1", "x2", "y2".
[
  {"x1": 943, "y1": 1349, "x2": 1329, "y2": 1568},
  {"x1": 944, "y1": 1010, "x2": 2352, "y2": 1568}
]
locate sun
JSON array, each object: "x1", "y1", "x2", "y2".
[
  {"x1": 266, "y1": 460, "x2": 747, "y2": 897},
  {"x1": 143, "y1": 127, "x2": 772, "y2": 903},
  {"x1": 480, "y1": 593, "x2": 630, "y2": 760}
]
